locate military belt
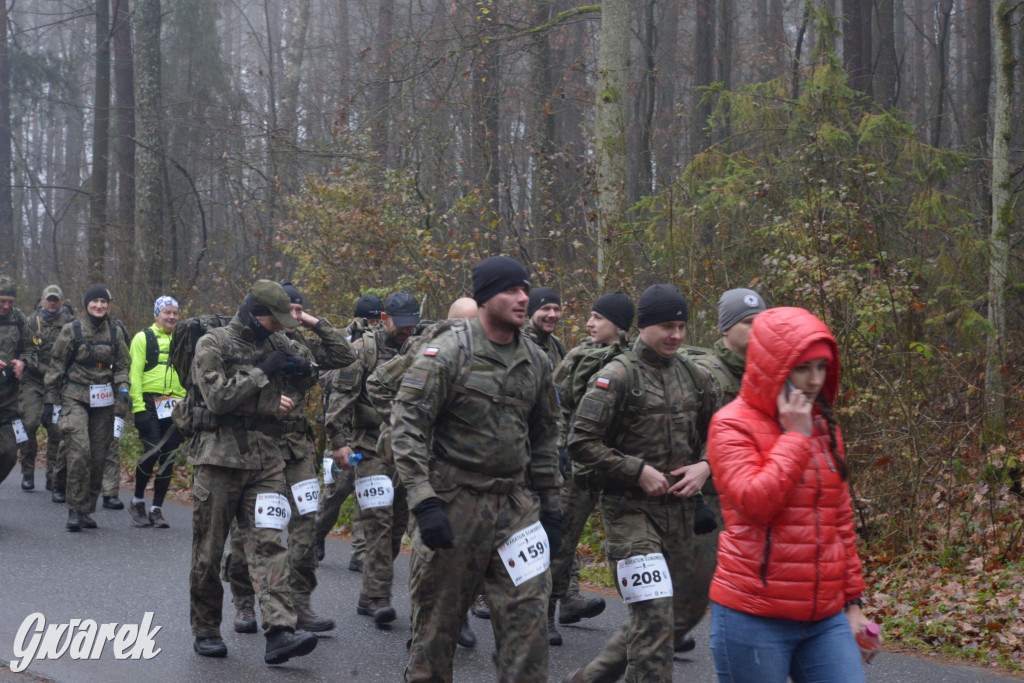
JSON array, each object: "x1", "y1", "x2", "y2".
[{"x1": 431, "y1": 458, "x2": 526, "y2": 495}]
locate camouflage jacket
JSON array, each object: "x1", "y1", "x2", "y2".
[
  {"x1": 24, "y1": 307, "x2": 74, "y2": 383},
  {"x1": 524, "y1": 321, "x2": 566, "y2": 369},
  {"x1": 691, "y1": 338, "x2": 745, "y2": 405},
  {"x1": 0, "y1": 307, "x2": 34, "y2": 412},
  {"x1": 567, "y1": 338, "x2": 720, "y2": 490},
  {"x1": 44, "y1": 317, "x2": 130, "y2": 407},
  {"x1": 391, "y1": 317, "x2": 562, "y2": 513},
  {"x1": 324, "y1": 327, "x2": 402, "y2": 453},
  {"x1": 279, "y1": 317, "x2": 357, "y2": 461},
  {"x1": 187, "y1": 316, "x2": 308, "y2": 470}
]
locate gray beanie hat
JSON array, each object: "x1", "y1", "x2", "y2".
[{"x1": 718, "y1": 288, "x2": 766, "y2": 332}]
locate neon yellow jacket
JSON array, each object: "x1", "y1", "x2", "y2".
[{"x1": 129, "y1": 323, "x2": 186, "y2": 414}]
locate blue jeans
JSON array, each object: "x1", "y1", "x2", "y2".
[{"x1": 710, "y1": 602, "x2": 865, "y2": 683}]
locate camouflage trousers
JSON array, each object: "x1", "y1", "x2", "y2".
[
  {"x1": 355, "y1": 450, "x2": 408, "y2": 598},
  {"x1": 58, "y1": 401, "x2": 114, "y2": 514},
  {"x1": 577, "y1": 493, "x2": 696, "y2": 683},
  {"x1": 0, "y1": 414, "x2": 20, "y2": 487},
  {"x1": 18, "y1": 377, "x2": 64, "y2": 484},
  {"x1": 189, "y1": 461, "x2": 297, "y2": 637},
  {"x1": 674, "y1": 492, "x2": 722, "y2": 635},
  {"x1": 224, "y1": 454, "x2": 320, "y2": 608},
  {"x1": 315, "y1": 463, "x2": 365, "y2": 559},
  {"x1": 405, "y1": 483, "x2": 550, "y2": 683},
  {"x1": 550, "y1": 476, "x2": 601, "y2": 601},
  {"x1": 101, "y1": 433, "x2": 122, "y2": 498}
]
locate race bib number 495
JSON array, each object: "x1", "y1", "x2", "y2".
[
  {"x1": 616, "y1": 553, "x2": 673, "y2": 604},
  {"x1": 355, "y1": 474, "x2": 394, "y2": 510},
  {"x1": 255, "y1": 492, "x2": 291, "y2": 529},
  {"x1": 497, "y1": 521, "x2": 550, "y2": 587}
]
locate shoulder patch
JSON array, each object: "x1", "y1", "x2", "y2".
[
  {"x1": 577, "y1": 396, "x2": 608, "y2": 422},
  {"x1": 595, "y1": 377, "x2": 611, "y2": 389},
  {"x1": 400, "y1": 367, "x2": 428, "y2": 392},
  {"x1": 423, "y1": 346, "x2": 439, "y2": 356}
]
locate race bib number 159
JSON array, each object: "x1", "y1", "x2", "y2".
[{"x1": 497, "y1": 521, "x2": 550, "y2": 587}]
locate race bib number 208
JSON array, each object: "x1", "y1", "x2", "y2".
[{"x1": 616, "y1": 553, "x2": 673, "y2": 604}]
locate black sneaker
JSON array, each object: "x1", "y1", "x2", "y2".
[
  {"x1": 149, "y1": 508, "x2": 170, "y2": 528},
  {"x1": 130, "y1": 502, "x2": 152, "y2": 527},
  {"x1": 194, "y1": 636, "x2": 228, "y2": 657},
  {"x1": 265, "y1": 629, "x2": 317, "y2": 665}
]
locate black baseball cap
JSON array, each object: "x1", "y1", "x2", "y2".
[{"x1": 384, "y1": 291, "x2": 421, "y2": 327}]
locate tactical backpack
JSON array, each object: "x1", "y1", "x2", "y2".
[
  {"x1": 554, "y1": 335, "x2": 630, "y2": 415},
  {"x1": 63, "y1": 319, "x2": 120, "y2": 372},
  {"x1": 168, "y1": 314, "x2": 231, "y2": 388}
]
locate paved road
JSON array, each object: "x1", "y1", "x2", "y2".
[{"x1": 1, "y1": 469, "x2": 1020, "y2": 682}]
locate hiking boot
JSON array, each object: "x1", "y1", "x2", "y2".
[
  {"x1": 79, "y1": 514, "x2": 97, "y2": 529},
  {"x1": 149, "y1": 508, "x2": 170, "y2": 528},
  {"x1": 295, "y1": 605, "x2": 335, "y2": 632},
  {"x1": 559, "y1": 591, "x2": 606, "y2": 624},
  {"x1": 356, "y1": 593, "x2": 396, "y2": 626},
  {"x1": 348, "y1": 556, "x2": 364, "y2": 573},
  {"x1": 51, "y1": 488, "x2": 66, "y2": 504},
  {"x1": 234, "y1": 606, "x2": 258, "y2": 634},
  {"x1": 264, "y1": 629, "x2": 317, "y2": 665},
  {"x1": 21, "y1": 475, "x2": 34, "y2": 491},
  {"x1": 66, "y1": 511, "x2": 82, "y2": 532},
  {"x1": 193, "y1": 636, "x2": 228, "y2": 657},
  {"x1": 130, "y1": 501, "x2": 152, "y2": 527},
  {"x1": 547, "y1": 601, "x2": 562, "y2": 646},
  {"x1": 45, "y1": 476, "x2": 54, "y2": 491},
  {"x1": 103, "y1": 495, "x2": 124, "y2": 510},
  {"x1": 316, "y1": 538, "x2": 325, "y2": 562},
  {"x1": 674, "y1": 633, "x2": 696, "y2": 652},
  {"x1": 470, "y1": 594, "x2": 490, "y2": 620},
  {"x1": 457, "y1": 616, "x2": 476, "y2": 648}
]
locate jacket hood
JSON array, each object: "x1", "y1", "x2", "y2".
[{"x1": 739, "y1": 307, "x2": 840, "y2": 416}]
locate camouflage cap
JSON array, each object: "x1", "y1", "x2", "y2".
[
  {"x1": 0, "y1": 275, "x2": 15, "y2": 297},
  {"x1": 41, "y1": 284, "x2": 64, "y2": 300},
  {"x1": 250, "y1": 279, "x2": 299, "y2": 329}
]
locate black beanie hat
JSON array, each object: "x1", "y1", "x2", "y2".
[
  {"x1": 280, "y1": 282, "x2": 303, "y2": 306},
  {"x1": 83, "y1": 284, "x2": 110, "y2": 308},
  {"x1": 354, "y1": 294, "x2": 384, "y2": 320},
  {"x1": 472, "y1": 256, "x2": 530, "y2": 305},
  {"x1": 527, "y1": 287, "x2": 560, "y2": 317},
  {"x1": 637, "y1": 284, "x2": 688, "y2": 328},
  {"x1": 592, "y1": 292, "x2": 634, "y2": 331}
]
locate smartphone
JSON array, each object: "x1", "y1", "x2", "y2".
[{"x1": 784, "y1": 379, "x2": 796, "y2": 400}]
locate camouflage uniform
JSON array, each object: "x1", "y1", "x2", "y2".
[
  {"x1": 43, "y1": 318, "x2": 130, "y2": 514},
  {"x1": 0, "y1": 306, "x2": 33, "y2": 485},
  {"x1": 392, "y1": 317, "x2": 562, "y2": 683},
  {"x1": 186, "y1": 315, "x2": 308, "y2": 638},
  {"x1": 19, "y1": 306, "x2": 72, "y2": 485},
  {"x1": 524, "y1": 320, "x2": 566, "y2": 367},
  {"x1": 100, "y1": 319, "x2": 132, "y2": 499},
  {"x1": 314, "y1": 464, "x2": 365, "y2": 555},
  {"x1": 567, "y1": 338, "x2": 718, "y2": 683},
  {"x1": 224, "y1": 317, "x2": 355, "y2": 610},
  {"x1": 326, "y1": 327, "x2": 405, "y2": 602},
  {"x1": 673, "y1": 337, "x2": 742, "y2": 637}
]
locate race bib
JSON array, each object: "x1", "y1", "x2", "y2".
[
  {"x1": 154, "y1": 395, "x2": 179, "y2": 420},
  {"x1": 617, "y1": 553, "x2": 673, "y2": 604},
  {"x1": 112, "y1": 416, "x2": 125, "y2": 439},
  {"x1": 255, "y1": 492, "x2": 291, "y2": 529},
  {"x1": 52, "y1": 405, "x2": 61, "y2": 423},
  {"x1": 290, "y1": 478, "x2": 320, "y2": 516},
  {"x1": 89, "y1": 383, "x2": 114, "y2": 408},
  {"x1": 12, "y1": 418, "x2": 29, "y2": 444},
  {"x1": 355, "y1": 474, "x2": 394, "y2": 510},
  {"x1": 322, "y1": 456, "x2": 334, "y2": 485},
  {"x1": 497, "y1": 521, "x2": 550, "y2": 587}
]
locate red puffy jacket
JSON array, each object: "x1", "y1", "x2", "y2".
[{"x1": 708, "y1": 307, "x2": 865, "y2": 621}]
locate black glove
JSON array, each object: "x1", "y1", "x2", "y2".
[
  {"x1": 0, "y1": 365, "x2": 15, "y2": 385},
  {"x1": 540, "y1": 509, "x2": 563, "y2": 556},
  {"x1": 412, "y1": 498, "x2": 454, "y2": 550},
  {"x1": 118, "y1": 388, "x2": 132, "y2": 406},
  {"x1": 557, "y1": 445, "x2": 570, "y2": 481},
  {"x1": 257, "y1": 350, "x2": 289, "y2": 378},
  {"x1": 284, "y1": 355, "x2": 315, "y2": 377},
  {"x1": 42, "y1": 403, "x2": 54, "y2": 425},
  {"x1": 693, "y1": 495, "x2": 718, "y2": 535}
]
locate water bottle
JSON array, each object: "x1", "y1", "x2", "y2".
[
  {"x1": 856, "y1": 622, "x2": 881, "y2": 663},
  {"x1": 348, "y1": 452, "x2": 363, "y2": 467}
]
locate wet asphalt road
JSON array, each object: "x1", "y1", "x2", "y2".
[{"x1": 0, "y1": 468, "x2": 1020, "y2": 682}]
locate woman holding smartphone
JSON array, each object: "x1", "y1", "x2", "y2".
[{"x1": 706, "y1": 307, "x2": 876, "y2": 682}]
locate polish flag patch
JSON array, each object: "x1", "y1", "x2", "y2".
[
  {"x1": 423, "y1": 347, "x2": 439, "y2": 356},
  {"x1": 595, "y1": 377, "x2": 611, "y2": 389}
]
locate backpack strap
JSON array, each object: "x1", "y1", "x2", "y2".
[{"x1": 143, "y1": 328, "x2": 161, "y2": 372}]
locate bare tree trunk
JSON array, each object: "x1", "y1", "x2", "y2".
[
  {"x1": 134, "y1": 0, "x2": 166, "y2": 294},
  {"x1": 0, "y1": 0, "x2": 12, "y2": 274},
  {"x1": 112, "y1": 0, "x2": 135, "y2": 287},
  {"x1": 931, "y1": 0, "x2": 954, "y2": 146},
  {"x1": 984, "y1": 0, "x2": 1015, "y2": 438},
  {"x1": 633, "y1": 0, "x2": 657, "y2": 204},
  {"x1": 965, "y1": 0, "x2": 991, "y2": 151},
  {"x1": 691, "y1": 0, "x2": 715, "y2": 155},
  {"x1": 715, "y1": 0, "x2": 732, "y2": 142},
  {"x1": 528, "y1": 0, "x2": 556, "y2": 245},
  {"x1": 334, "y1": 0, "x2": 351, "y2": 131},
  {"x1": 89, "y1": 0, "x2": 112, "y2": 282},
  {"x1": 372, "y1": 0, "x2": 394, "y2": 165},
  {"x1": 873, "y1": 0, "x2": 898, "y2": 107},
  {"x1": 275, "y1": 0, "x2": 311, "y2": 191},
  {"x1": 472, "y1": 41, "x2": 502, "y2": 247},
  {"x1": 594, "y1": 0, "x2": 629, "y2": 287},
  {"x1": 842, "y1": 0, "x2": 868, "y2": 92}
]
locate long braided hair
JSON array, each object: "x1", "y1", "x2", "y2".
[{"x1": 816, "y1": 394, "x2": 848, "y2": 481}]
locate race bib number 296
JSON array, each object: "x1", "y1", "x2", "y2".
[{"x1": 255, "y1": 492, "x2": 291, "y2": 529}]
